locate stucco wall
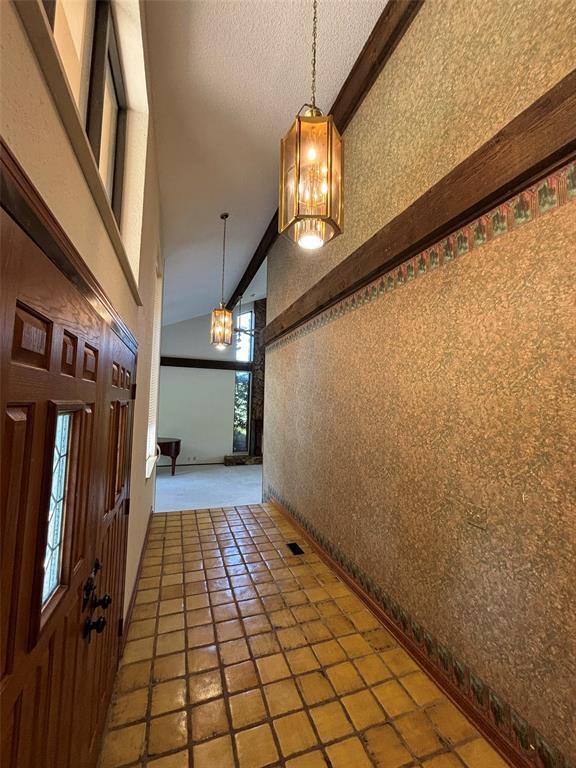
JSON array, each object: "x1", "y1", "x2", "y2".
[{"x1": 264, "y1": 0, "x2": 576, "y2": 758}]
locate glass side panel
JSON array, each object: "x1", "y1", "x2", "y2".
[
  {"x1": 233, "y1": 371, "x2": 251, "y2": 453},
  {"x1": 297, "y1": 118, "x2": 328, "y2": 218},
  {"x1": 99, "y1": 57, "x2": 119, "y2": 200},
  {"x1": 53, "y1": 0, "x2": 95, "y2": 121},
  {"x1": 280, "y1": 120, "x2": 298, "y2": 230},
  {"x1": 330, "y1": 126, "x2": 342, "y2": 230},
  {"x1": 235, "y1": 311, "x2": 254, "y2": 362},
  {"x1": 42, "y1": 412, "x2": 72, "y2": 606}
]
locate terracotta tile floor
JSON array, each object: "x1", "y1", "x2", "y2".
[{"x1": 99, "y1": 504, "x2": 510, "y2": 768}]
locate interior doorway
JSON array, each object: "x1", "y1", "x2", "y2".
[{"x1": 154, "y1": 294, "x2": 266, "y2": 512}]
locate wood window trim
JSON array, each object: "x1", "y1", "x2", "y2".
[
  {"x1": 11, "y1": 0, "x2": 141, "y2": 304},
  {"x1": 86, "y1": 0, "x2": 127, "y2": 224},
  {"x1": 41, "y1": 0, "x2": 56, "y2": 26}
]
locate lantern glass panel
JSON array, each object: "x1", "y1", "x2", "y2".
[
  {"x1": 210, "y1": 307, "x2": 233, "y2": 349},
  {"x1": 330, "y1": 126, "x2": 342, "y2": 231},
  {"x1": 297, "y1": 118, "x2": 329, "y2": 219},
  {"x1": 280, "y1": 120, "x2": 298, "y2": 230}
]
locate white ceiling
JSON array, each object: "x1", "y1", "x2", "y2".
[{"x1": 145, "y1": 0, "x2": 385, "y2": 326}]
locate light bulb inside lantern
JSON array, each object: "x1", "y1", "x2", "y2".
[
  {"x1": 299, "y1": 233, "x2": 324, "y2": 249},
  {"x1": 297, "y1": 218, "x2": 324, "y2": 250},
  {"x1": 307, "y1": 147, "x2": 317, "y2": 161},
  {"x1": 215, "y1": 343, "x2": 226, "y2": 351}
]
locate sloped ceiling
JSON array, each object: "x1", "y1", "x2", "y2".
[{"x1": 144, "y1": 0, "x2": 385, "y2": 325}]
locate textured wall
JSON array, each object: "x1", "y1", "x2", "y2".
[
  {"x1": 267, "y1": 0, "x2": 576, "y2": 321},
  {"x1": 265, "y1": 199, "x2": 576, "y2": 756},
  {"x1": 264, "y1": 0, "x2": 576, "y2": 758}
]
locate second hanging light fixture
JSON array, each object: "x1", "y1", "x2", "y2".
[
  {"x1": 278, "y1": 0, "x2": 343, "y2": 251},
  {"x1": 210, "y1": 213, "x2": 233, "y2": 349}
]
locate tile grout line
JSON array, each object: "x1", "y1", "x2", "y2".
[{"x1": 102, "y1": 504, "x2": 502, "y2": 768}]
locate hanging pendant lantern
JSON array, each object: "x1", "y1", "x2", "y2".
[
  {"x1": 279, "y1": 0, "x2": 343, "y2": 250},
  {"x1": 210, "y1": 213, "x2": 233, "y2": 349}
]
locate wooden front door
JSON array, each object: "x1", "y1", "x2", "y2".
[{"x1": 1, "y1": 161, "x2": 137, "y2": 768}]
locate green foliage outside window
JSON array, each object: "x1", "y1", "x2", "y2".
[{"x1": 233, "y1": 371, "x2": 250, "y2": 452}]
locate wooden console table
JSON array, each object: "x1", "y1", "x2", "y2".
[{"x1": 157, "y1": 437, "x2": 181, "y2": 476}]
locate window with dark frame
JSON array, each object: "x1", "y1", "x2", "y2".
[
  {"x1": 233, "y1": 310, "x2": 254, "y2": 453},
  {"x1": 43, "y1": 0, "x2": 127, "y2": 224}
]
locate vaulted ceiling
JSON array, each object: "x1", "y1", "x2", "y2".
[{"x1": 145, "y1": 0, "x2": 385, "y2": 326}]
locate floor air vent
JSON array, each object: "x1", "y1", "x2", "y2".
[{"x1": 287, "y1": 542, "x2": 305, "y2": 555}]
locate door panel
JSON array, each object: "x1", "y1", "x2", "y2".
[{"x1": 0, "y1": 204, "x2": 136, "y2": 768}]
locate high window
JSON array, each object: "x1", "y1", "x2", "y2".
[
  {"x1": 51, "y1": 0, "x2": 95, "y2": 121},
  {"x1": 233, "y1": 311, "x2": 254, "y2": 452},
  {"x1": 44, "y1": 0, "x2": 127, "y2": 222}
]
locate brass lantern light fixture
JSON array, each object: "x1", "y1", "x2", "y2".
[
  {"x1": 210, "y1": 213, "x2": 233, "y2": 350},
  {"x1": 279, "y1": 0, "x2": 343, "y2": 250}
]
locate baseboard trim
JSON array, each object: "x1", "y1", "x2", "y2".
[
  {"x1": 268, "y1": 497, "x2": 553, "y2": 768},
  {"x1": 120, "y1": 506, "x2": 153, "y2": 654}
]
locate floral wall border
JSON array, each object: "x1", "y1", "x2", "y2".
[
  {"x1": 268, "y1": 161, "x2": 576, "y2": 354},
  {"x1": 263, "y1": 485, "x2": 572, "y2": 768}
]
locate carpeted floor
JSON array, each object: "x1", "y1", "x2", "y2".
[{"x1": 155, "y1": 465, "x2": 263, "y2": 512}]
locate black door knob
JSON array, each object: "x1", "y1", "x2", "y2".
[
  {"x1": 82, "y1": 576, "x2": 95, "y2": 611},
  {"x1": 94, "y1": 594, "x2": 112, "y2": 609},
  {"x1": 84, "y1": 616, "x2": 107, "y2": 642}
]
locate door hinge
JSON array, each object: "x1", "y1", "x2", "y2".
[
  {"x1": 118, "y1": 617, "x2": 124, "y2": 637},
  {"x1": 131, "y1": 383, "x2": 137, "y2": 399},
  {"x1": 124, "y1": 497, "x2": 130, "y2": 516}
]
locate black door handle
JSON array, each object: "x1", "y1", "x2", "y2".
[
  {"x1": 84, "y1": 616, "x2": 107, "y2": 642},
  {"x1": 82, "y1": 576, "x2": 95, "y2": 611},
  {"x1": 94, "y1": 594, "x2": 112, "y2": 610}
]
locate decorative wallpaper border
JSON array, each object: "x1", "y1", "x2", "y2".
[
  {"x1": 268, "y1": 161, "x2": 576, "y2": 353},
  {"x1": 263, "y1": 485, "x2": 571, "y2": 768}
]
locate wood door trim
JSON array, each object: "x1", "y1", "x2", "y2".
[
  {"x1": 0, "y1": 140, "x2": 138, "y2": 355},
  {"x1": 264, "y1": 70, "x2": 576, "y2": 345},
  {"x1": 269, "y1": 498, "x2": 532, "y2": 768},
  {"x1": 160, "y1": 356, "x2": 253, "y2": 372},
  {"x1": 225, "y1": 0, "x2": 423, "y2": 311}
]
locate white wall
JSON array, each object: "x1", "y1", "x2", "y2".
[{"x1": 159, "y1": 366, "x2": 235, "y2": 464}]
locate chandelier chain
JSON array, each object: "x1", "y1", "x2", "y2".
[
  {"x1": 311, "y1": 0, "x2": 317, "y2": 107},
  {"x1": 220, "y1": 213, "x2": 228, "y2": 305}
]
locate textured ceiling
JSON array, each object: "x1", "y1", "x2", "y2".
[{"x1": 145, "y1": 0, "x2": 385, "y2": 326}]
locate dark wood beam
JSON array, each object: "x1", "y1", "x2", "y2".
[
  {"x1": 226, "y1": 0, "x2": 423, "y2": 311},
  {"x1": 161, "y1": 356, "x2": 253, "y2": 372},
  {"x1": 226, "y1": 213, "x2": 278, "y2": 310},
  {"x1": 264, "y1": 71, "x2": 576, "y2": 346}
]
